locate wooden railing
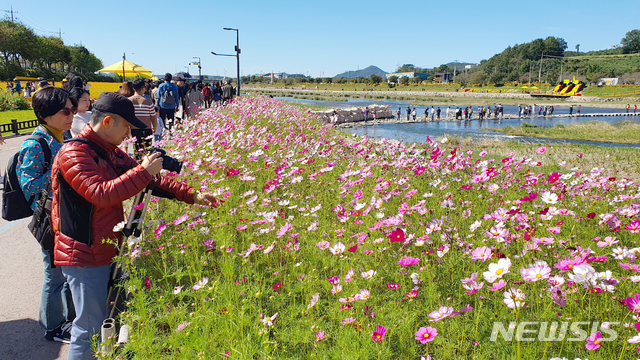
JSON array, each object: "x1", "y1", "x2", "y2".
[{"x1": 0, "y1": 119, "x2": 39, "y2": 136}]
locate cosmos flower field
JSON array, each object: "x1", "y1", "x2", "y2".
[{"x1": 114, "y1": 96, "x2": 640, "y2": 360}]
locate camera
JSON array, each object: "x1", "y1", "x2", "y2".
[{"x1": 149, "y1": 148, "x2": 183, "y2": 173}]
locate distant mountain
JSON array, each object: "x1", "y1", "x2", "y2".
[{"x1": 333, "y1": 65, "x2": 387, "y2": 79}]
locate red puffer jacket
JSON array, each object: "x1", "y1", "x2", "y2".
[{"x1": 52, "y1": 125, "x2": 194, "y2": 267}]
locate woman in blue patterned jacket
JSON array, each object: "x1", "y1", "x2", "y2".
[{"x1": 16, "y1": 87, "x2": 77, "y2": 343}]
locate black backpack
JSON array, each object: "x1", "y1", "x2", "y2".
[
  {"x1": 2, "y1": 134, "x2": 52, "y2": 221},
  {"x1": 162, "y1": 85, "x2": 175, "y2": 106}
]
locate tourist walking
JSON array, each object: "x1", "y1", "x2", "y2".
[
  {"x1": 406, "y1": 106, "x2": 411, "y2": 120},
  {"x1": 627, "y1": 104, "x2": 630, "y2": 114},
  {"x1": 185, "y1": 82, "x2": 205, "y2": 119},
  {"x1": 412, "y1": 108, "x2": 416, "y2": 120},
  {"x1": 222, "y1": 80, "x2": 235, "y2": 104},
  {"x1": 157, "y1": 73, "x2": 180, "y2": 130},
  {"x1": 397, "y1": 107, "x2": 401, "y2": 120},
  {"x1": 635, "y1": 104, "x2": 637, "y2": 115},
  {"x1": 364, "y1": 107, "x2": 370, "y2": 122},
  {"x1": 436, "y1": 107, "x2": 441, "y2": 120},
  {"x1": 446, "y1": 106, "x2": 450, "y2": 118},
  {"x1": 213, "y1": 82, "x2": 223, "y2": 106},
  {"x1": 430, "y1": 106, "x2": 435, "y2": 121},
  {"x1": 569, "y1": 106, "x2": 573, "y2": 116},
  {"x1": 424, "y1": 108, "x2": 428, "y2": 121},
  {"x1": 577, "y1": 105, "x2": 581, "y2": 116}
]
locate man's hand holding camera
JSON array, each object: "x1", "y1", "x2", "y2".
[{"x1": 141, "y1": 152, "x2": 224, "y2": 208}]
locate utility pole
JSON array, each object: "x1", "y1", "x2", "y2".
[
  {"x1": 529, "y1": 63, "x2": 532, "y2": 87},
  {"x1": 453, "y1": 59, "x2": 457, "y2": 83},
  {"x1": 3, "y1": 6, "x2": 17, "y2": 22},
  {"x1": 538, "y1": 53, "x2": 543, "y2": 84},
  {"x1": 59, "y1": 28, "x2": 62, "y2": 39}
]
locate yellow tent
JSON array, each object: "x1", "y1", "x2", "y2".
[
  {"x1": 530, "y1": 86, "x2": 538, "y2": 89},
  {"x1": 521, "y1": 86, "x2": 529, "y2": 89},
  {"x1": 98, "y1": 59, "x2": 153, "y2": 78}
]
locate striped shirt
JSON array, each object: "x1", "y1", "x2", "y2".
[{"x1": 128, "y1": 94, "x2": 157, "y2": 130}]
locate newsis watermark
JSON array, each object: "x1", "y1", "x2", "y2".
[{"x1": 490, "y1": 321, "x2": 619, "y2": 342}]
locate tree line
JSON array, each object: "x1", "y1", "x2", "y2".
[{"x1": 0, "y1": 20, "x2": 108, "y2": 81}]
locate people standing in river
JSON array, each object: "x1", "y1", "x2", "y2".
[
  {"x1": 446, "y1": 106, "x2": 450, "y2": 118},
  {"x1": 627, "y1": 104, "x2": 630, "y2": 114},
  {"x1": 577, "y1": 105, "x2": 581, "y2": 116},
  {"x1": 364, "y1": 107, "x2": 369, "y2": 122},
  {"x1": 406, "y1": 106, "x2": 411, "y2": 120},
  {"x1": 424, "y1": 108, "x2": 428, "y2": 121},
  {"x1": 436, "y1": 107, "x2": 441, "y2": 120},
  {"x1": 549, "y1": 106, "x2": 554, "y2": 115},
  {"x1": 635, "y1": 104, "x2": 637, "y2": 115},
  {"x1": 569, "y1": 106, "x2": 573, "y2": 116},
  {"x1": 397, "y1": 107, "x2": 401, "y2": 120},
  {"x1": 468, "y1": 106, "x2": 473, "y2": 120},
  {"x1": 430, "y1": 106, "x2": 435, "y2": 121},
  {"x1": 463, "y1": 107, "x2": 468, "y2": 119},
  {"x1": 412, "y1": 108, "x2": 417, "y2": 120}
]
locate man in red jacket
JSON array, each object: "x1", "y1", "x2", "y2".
[{"x1": 51, "y1": 92, "x2": 222, "y2": 360}]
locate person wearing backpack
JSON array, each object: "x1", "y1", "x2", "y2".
[
  {"x1": 16, "y1": 87, "x2": 76, "y2": 343},
  {"x1": 157, "y1": 73, "x2": 179, "y2": 131}
]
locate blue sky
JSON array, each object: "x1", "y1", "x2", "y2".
[{"x1": 8, "y1": 0, "x2": 639, "y2": 77}]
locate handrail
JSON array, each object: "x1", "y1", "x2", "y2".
[{"x1": 0, "y1": 119, "x2": 39, "y2": 136}]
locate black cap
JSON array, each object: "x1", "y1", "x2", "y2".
[{"x1": 93, "y1": 92, "x2": 148, "y2": 129}]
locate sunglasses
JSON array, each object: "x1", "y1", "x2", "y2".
[{"x1": 59, "y1": 107, "x2": 77, "y2": 116}]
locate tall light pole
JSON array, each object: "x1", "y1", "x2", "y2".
[
  {"x1": 212, "y1": 28, "x2": 240, "y2": 96},
  {"x1": 190, "y1": 57, "x2": 202, "y2": 80}
]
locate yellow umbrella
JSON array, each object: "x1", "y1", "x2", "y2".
[
  {"x1": 98, "y1": 59, "x2": 153, "y2": 78},
  {"x1": 530, "y1": 86, "x2": 538, "y2": 89},
  {"x1": 521, "y1": 86, "x2": 529, "y2": 89}
]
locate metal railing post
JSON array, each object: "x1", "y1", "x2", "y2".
[{"x1": 11, "y1": 119, "x2": 18, "y2": 135}]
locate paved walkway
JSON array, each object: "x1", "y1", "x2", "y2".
[{"x1": 0, "y1": 134, "x2": 68, "y2": 360}]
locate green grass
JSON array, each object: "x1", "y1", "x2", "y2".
[
  {"x1": 483, "y1": 120, "x2": 640, "y2": 144},
  {"x1": 0, "y1": 109, "x2": 35, "y2": 124}
]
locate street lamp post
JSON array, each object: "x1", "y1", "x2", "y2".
[
  {"x1": 211, "y1": 27, "x2": 240, "y2": 96},
  {"x1": 190, "y1": 57, "x2": 202, "y2": 80}
]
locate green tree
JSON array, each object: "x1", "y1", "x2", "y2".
[
  {"x1": 68, "y1": 45, "x2": 103, "y2": 74},
  {"x1": 621, "y1": 29, "x2": 640, "y2": 54},
  {"x1": 399, "y1": 76, "x2": 409, "y2": 85},
  {"x1": 396, "y1": 64, "x2": 416, "y2": 73},
  {"x1": 323, "y1": 77, "x2": 332, "y2": 84},
  {"x1": 370, "y1": 74, "x2": 382, "y2": 84},
  {"x1": 0, "y1": 20, "x2": 38, "y2": 66},
  {"x1": 387, "y1": 75, "x2": 398, "y2": 83},
  {"x1": 37, "y1": 36, "x2": 70, "y2": 70}
]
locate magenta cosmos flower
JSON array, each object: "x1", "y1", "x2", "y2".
[
  {"x1": 585, "y1": 331, "x2": 602, "y2": 350},
  {"x1": 397, "y1": 256, "x2": 420, "y2": 266},
  {"x1": 415, "y1": 326, "x2": 438, "y2": 344},
  {"x1": 626, "y1": 294, "x2": 640, "y2": 313},
  {"x1": 371, "y1": 325, "x2": 387, "y2": 342},
  {"x1": 537, "y1": 146, "x2": 546, "y2": 154}
]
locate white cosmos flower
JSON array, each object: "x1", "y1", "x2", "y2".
[
  {"x1": 483, "y1": 258, "x2": 512, "y2": 283},
  {"x1": 541, "y1": 191, "x2": 558, "y2": 204},
  {"x1": 329, "y1": 242, "x2": 345, "y2": 255}
]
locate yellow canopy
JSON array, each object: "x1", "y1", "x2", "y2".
[
  {"x1": 521, "y1": 86, "x2": 529, "y2": 89},
  {"x1": 98, "y1": 59, "x2": 153, "y2": 78},
  {"x1": 530, "y1": 86, "x2": 538, "y2": 89}
]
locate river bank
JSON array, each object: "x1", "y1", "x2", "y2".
[{"x1": 246, "y1": 87, "x2": 640, "y2": 108}]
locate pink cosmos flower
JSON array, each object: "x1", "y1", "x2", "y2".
[
  {"x1": 192, "y1": 277, "x2": 208, "y2": 291},
  {"x1": 415, "y1": 326, "x2": 438, "y2": 344},
  {"x1": 317, "y1": 241, "x2": 330, "y2": 250},
  {"x1": 520, "y1": 265, "x2": 552, "y2": 282},
  {"x1": 537, "y1": 146, "x2": 546, "y2": 154},
  {"x1": 175, "y1": 321, "x2": 191, "y2": 332},
  {"x1": 331, "y1": 284, "x2": 342, "y2": 294},
  {"x1": 144, "y1": 277, "x2": 150, "y2": 290},
  {"x1": 397, "y1": 256, "x2": 421, "y2": 267},
  {"x1": 479, "y1": 150, "x2": 487, "y2": 157},
  {"x1": 328, "y1": 276, "x2": 340, "y2": 284},
  {"x1": 388, "y1": 228, "x2": 405, "y2": 243},
  {"x1": 354, "y1": 190, "x2": 363, "y2": 199},
  {"x1": 585, "y1": 331, "x2": 602, "y2": 350},
  {"x1": 154, "y1": 223, "x2": 167, "y2": 237},
  {"x1": 471, "y1": 246, "x2": 492, "y2": 262},
  {"x1": 626, "y1": 294, "x2": 640, "y2": 313},
  {"x1": 547, "y1": 226, "x2": 561, "y2": 234},
  {"x1": 428, "y1": 306, "x2": 454, "y2": 322},
  {"x1": 488, "y1": 279, "x2": 507, "y2": 291},
  {"x1": 173, "y1": 214, "x2": 189, "y2": 225},
  {"x1": 414, "y1": 166, "x2": 425, "y2": 175},
  {"x1": 625, "y1": 219, "x2": 640, "y2": 233},
  {"x1": 520, "y1": 192, "x2": 538, "y2": 202},
  {"x1": 620, "y1": 263, "x2": 640, "y2": 273},
  {"x1": 597, "y1": 236, "x2": 619, "y2": 247},
  {"x1": 315, "y1": 330, "x2": 325, "y2": 343},
  {"x1": 387, "y1": 283, "x2": 399, "y2": 289},
  {"x1": 371, "y1": 325, "x2": 387, "y2": 342}
]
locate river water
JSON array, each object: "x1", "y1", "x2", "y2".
[{"x1": 277, "y1": 97, "x2": 640, "y2": 148}]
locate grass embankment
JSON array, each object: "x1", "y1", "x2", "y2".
[
  {"x1": 485, "y1": 120, "x2": 640, "y2": 144},
  {"x1": 112, "y1": 95, "x2": 640, "y2": 360}
]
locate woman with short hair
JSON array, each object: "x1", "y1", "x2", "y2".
[{"x1": 16, "y1": 87, "x2": 76, "y2": 343}]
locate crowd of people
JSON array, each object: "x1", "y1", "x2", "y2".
[{"x1": 10, "y1": 72, "x2": 229, "y2": 360}]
